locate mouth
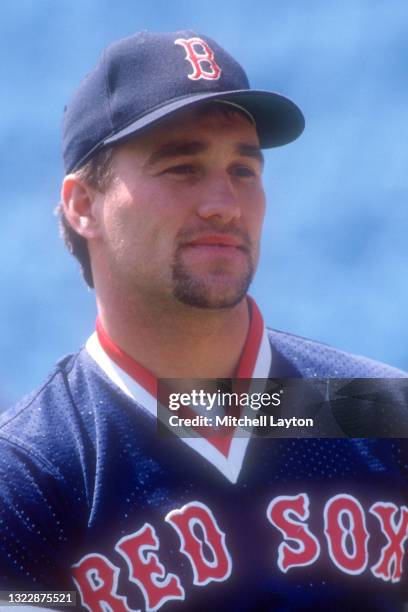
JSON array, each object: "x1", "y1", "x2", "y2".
[{"x1": 183, "y1": 234, "x2": 247, "y2": 250}]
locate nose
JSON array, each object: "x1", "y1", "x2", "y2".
[{"x1": 196, "y1": 173, "x2": 241, "y2": 224}]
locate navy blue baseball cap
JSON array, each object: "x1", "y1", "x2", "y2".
[{"x1": 63, "y1": 30, "x2": 305, "y2": 173}]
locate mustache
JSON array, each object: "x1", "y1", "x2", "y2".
[{"x1": 176, "y1": 225, "x2": 252, "y2": 252}]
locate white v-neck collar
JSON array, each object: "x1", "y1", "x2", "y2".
[{"x1": 85, "y1": 300, "x2": 272, "y2": 484}]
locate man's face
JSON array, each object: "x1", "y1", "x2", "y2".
[{"x1": 92, "y1": 105, "x2": 266, "y2": 310}]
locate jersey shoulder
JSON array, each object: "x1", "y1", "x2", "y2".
[
  {"x1": 0, "y1": 352, "x2": 78, "y2": 436},
  {"x1": 267, "y1": 327, "x2": 408, "y2": 378},
  {"x1": 0, "y1": 347, "x2": 141, "y2": 477},
  {"x1": 0, "y1": 350, "x2": 103, "y2": 483}
]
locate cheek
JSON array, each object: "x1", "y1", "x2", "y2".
[
  {"x1": 257, "y1": 190, "x2": 267, "y2": 226},
  {"x1": 244, "y1": 188, "x2": 265, "y2": 269},
  {"x1": 98, "y1": 178, "x2": 191, "y2": 264},
  {"x1": 246, "y1": 187, "x2": 266, "y2": 240},
  {"x1": 97, "y1": 189, "x2": 144, "y2": 261}
]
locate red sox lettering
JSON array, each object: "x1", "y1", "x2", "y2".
[
  {"x1": 266, "y1": 493, "x2": 321, "y2": 572},
  {"x1": 323, "y1": 494, "x2": 370, "y2": 575},
  {"x1": 72, "y1": 501, "x2": 231, "y2": 611},
  {"x1": 165, "y1": 501, "x2": 232, "y2": 587},
  {"x1": 115, "y1": 525, "x2": 185, "y2": 611},
  {"x1": 72, "y1": 494, "x2": 408, "y2": 611},
  {"x1": 174, "y1": 37, "x2": 222, "y2": 81},
  {"x1": 369, "y1": 502, "x2": 408, "y2": 583}
]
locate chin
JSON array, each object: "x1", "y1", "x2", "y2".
[
  {"x1": 172, "y1": 274, "x2": 253, "y2": 310},
  {"x1": 171, "y1": 250, "x2": 255, "y2": 309}
]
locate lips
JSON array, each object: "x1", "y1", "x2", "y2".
[{"x1": 184, "y1": 234, "x2": 245, "y2": 249}]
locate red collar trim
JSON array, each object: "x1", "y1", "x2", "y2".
[
  {"x1": 96, "y1": 318, "x2": 157, "y2": 397},
  {"x1": 234, "y1": 296, "x2": 263, "y2": 378},
  {"x1": 96, "y1": 296, "x2": 264, "y2": 457}
]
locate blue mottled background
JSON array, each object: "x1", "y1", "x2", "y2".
[{"x1": 1, "y1": 0, "x2": 407, "y2": 405}]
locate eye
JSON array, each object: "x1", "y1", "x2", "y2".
[
  {"x1": 163, "y1": 164, "x2": 197, "y2": 176},
  {"x1": 230, "y1": 164, "x2": 258, "y2": 178}
]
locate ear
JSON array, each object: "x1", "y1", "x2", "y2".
[{"x1": 61, "y1": 175, "x2": 102, "y2": 239}]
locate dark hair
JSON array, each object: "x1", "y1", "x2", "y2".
[
  {"x1": 58, "y1": 102, "x2": 255, "y2": 288},
  {"x1": 57, "y1": 146, "x2": 115, "y2": 288}
]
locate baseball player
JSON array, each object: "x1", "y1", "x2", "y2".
[{"x1": 1, "y1": 31, "x2": 408, "y2": 611}]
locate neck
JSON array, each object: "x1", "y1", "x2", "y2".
[{"x1": 96, "y1": 293, "x2": 250, "y2": 379}]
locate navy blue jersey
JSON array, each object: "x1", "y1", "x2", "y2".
[{"x1": 1, "y1": 307, "x2": 408, "y2": 611}]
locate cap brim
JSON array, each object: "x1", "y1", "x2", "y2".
[{"x1": 103, "y1": 89, "x2": 305, "y2": 149}]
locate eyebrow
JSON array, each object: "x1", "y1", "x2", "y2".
[
  {"x1": 144, "y1": 140, "x2": 264, "y2": 168},
  {"x1": 237, "y1": 143, "x2": 264, "y2": 166}
]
